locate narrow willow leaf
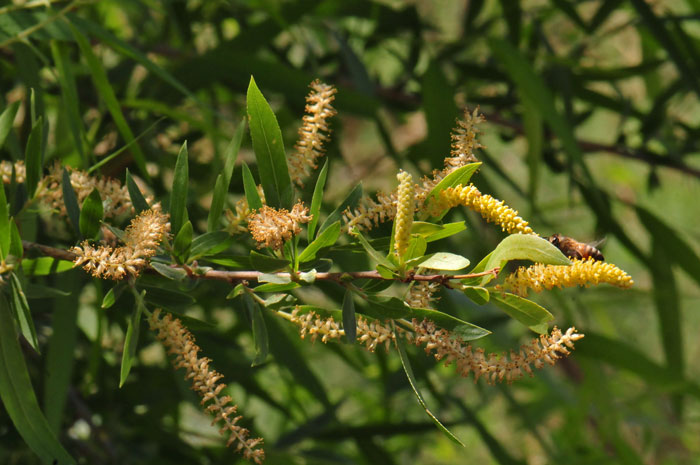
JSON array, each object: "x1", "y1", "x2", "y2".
[
  {"x1": 173, "y1": 220, "x2": 193, "y2": 263},
  {"x1": 50, "y1": 40, "x2": 86, "y2": 164},
  {"x1": 244, "y1": 294, "x2": 269, "y2": 366},
  {"x1": 250, "y1": 251, "x2": 289, "y2": 272},
  {"x1": 342, "y1": 289, "x2": 357, "y2": 343},
  {"x1": 352, "y1": 228, "x2": 396, "y2": 270},
  {"x1": 22, "y1": 257, "x2": 74, "y2": 276},
  {"x1": 69, "y1": 24, "x2": 149, "y2": 178},
  {"x1": 10, "y1": 273, "x2": 39, "y2": 353},
  {"x1": 9, "y1": 221, "x2": 22, "y2": 260},
  {"x1": 102, "y1": 286, "x2": 118, "y2": 309},
  {"x1": 462, "y1": 286, "x2": 490, "y2": 305},
  {"x1": 480, "y1": 234, "x2": 570, "y2": 285},
  {"x1": 242, "y1": 162, "x2": 263, "y2": 211},
  {"x1": 170, "y1": 141, "x2": 189, "y2": 236},
  {"x1": 426, "y1": 163, "x2": 482, "y2": 202},
  {"x1": 141, "y1": 287, "x2": 195, "y2": 309},
  {"x1": 253, "y1": 282, "x2": 300, "y2": 293},
  {"x1": 25, "y1": 116, "x2": 43, "y2": 198},
  {"x1": 0, "y1": 294, "x2": 76, "y2": 464},
  {"x1": 190, "y1": 231, "x2": 233, "y2": 258},
  {"x1": 298, "y1": 221, "x2": 340, "y2": 263},
  {"x1": 0, "y1": 179, "x2": 10, "y2": 259},
  {"x1": 404, "y1": 235, "x2": 427, "y2": 262},
  {"x1": 43, "y1": 274, "x2": 80, "y2": 433},
  {"x1": 0, "y1": 101, "x2": 20, "y2": 150},
  {"x1": 207, "y1": 121, "x2": 245, "y2": 231},
  {"x1": 120, "y1": 291, "x2": 145, "y2": 387},
  {"x1": 308, "y1": 158, "x2": 329, "y2": 240},
  {"x1": 150, "y1": 262, "x2": 187, "y2": 281},
  {"x1": 424, "y1": 222, "x2": 467, "y2": 242},
  {"x1": 246, "y1": 76, "x2": 293, "y2": 209},
  {"x1": 410, "y1": 252, "x2": 470, "y2": 271},
  {"x1": 395, "y1": 332, "x2": 465, "y2": 447},
  {"x1": 490, "y1": 292, "x2": 554, "y2": 333},
  {"x1": 125, "y1": 169, "x2": 150, "y2": 214},
  {"x1": 258, "y1": 273, "x2": 291, "y2": 284},
  {"x1": 319, "y1": 182, "x2": 362, "y2": 234},
  {"x1": 79, "y1": 188, "x2": 103, "y2": 240},
  {"x1": 62, "y1": 169, "x2": 81, "y2": 237}
]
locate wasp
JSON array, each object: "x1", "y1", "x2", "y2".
[{"x1": 547, "y1": 234, "x2": 605, "y2": 261}]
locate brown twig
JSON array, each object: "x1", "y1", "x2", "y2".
[{"x1": 22, "y1": 241, "x2": 499, "y2": 285}]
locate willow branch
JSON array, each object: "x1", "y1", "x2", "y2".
[{"x1": 22, "y1": 241, "x2": 499, "y2": 284}]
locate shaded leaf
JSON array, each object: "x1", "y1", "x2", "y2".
[
  {"x1": 244, "y1": 294, "x2": 269, "y2": 366},
  {"x1": 242, "y1": 162, "x2": 263, "y2": 211},
  {"x1": 120, "y1": 291, "x2": 145, "y2": 387},
  {"x1": 62, "y1": 168, "x2": 81, "y2": 237},
  {"x1": 308, "y1": 158, "x2": 329, "y2": 240},
  {"x1": 79, "y1": 188, "x2": 103, "y2": 240},
  {"x1": 10, "y1": 273, "x2": 38, "y2": 353},
  {"x1": 298, "y1": 221, "x2": 340, "y2": 263},
  {"x1": 208, "y1": 120, "x2": 245, "y2": 231},
  {"x1": 342, "y1": 289, "x2": 357, "y2": 343},
  {"x1": 490, "y1": 292, "x2": 554, "y2": 333},
  {"x1": 169, "y1": 141, "x2": 189, "y2": 236},
  {"x1": 125, "y1": 169, "x2": 150, "y2": 214},
  {"x1": 24, "y1": 116, "x2": 43, "y2": 198}
]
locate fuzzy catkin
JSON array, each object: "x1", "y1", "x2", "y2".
[
  {"x1": 149, "y1": 309, "x2": 265, "y2": 463},
  {"x1": 394, "y1": 170, "x2": 415, "y2": 260},
  {"x1": 505, "y1": 257, "x2": 634, "y2": 296}
]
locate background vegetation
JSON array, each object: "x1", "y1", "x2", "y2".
[{"x1": 1, "y1": 0, "x2": 699, "y2": 464}]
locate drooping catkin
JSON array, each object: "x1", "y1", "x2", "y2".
[{"x1": 149, "y1": 309, "x2": 265, "y2": 463}]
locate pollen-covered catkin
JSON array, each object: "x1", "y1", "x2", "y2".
[
  {"x1": 247, "y1": 202, "x2": 312, "y2": 250},
  {"x1": 394, "y1": 170, "x2": 415, "y2": 260},
  {"x1": 149, "y1": 309, "x2": 265, "y2": 463},
  {"x1": 429, "y1": 184, "x2": 534, "y2": 235},
  {"x1": 504, "y1": 257, "x2": 634, "y2": 296},
  {"x1": 288, "y1": 80, "x2": 337, "y2": 186}
]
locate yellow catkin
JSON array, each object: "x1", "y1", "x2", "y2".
[
  {"x1": 149, "y1": 310, "x2": 264, "y2": 463},
  {"x1": 430, "y1": 184, "x2": 534, "y2": 235},
  {"x1": 504, "y1": 257, "x2": 634, "y2": 297},
  {"x1": 247, "y1": 202, "x2": 311, "y2": 250},
  {"x1": 288, "y1": 80, "x2": 337, "y2": 186},
  {"x1": 71, "y1": 208, "x2": 170, "y2": 280},
  {"x1": 394, "y1": 170, "x2": 415, "y2": 260},
  {"x1": 344, "y1": 109, "x2": 485, "y2": 232},
  {"x1": 408, "y1": 319, "x2": 584, "y2": 384}
]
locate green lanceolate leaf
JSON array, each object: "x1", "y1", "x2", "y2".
[
  {"x1": 462, "y1": 286, "x2": 490, "y2": 305},
  {"x1": 0, "y1": 294, "x2": 76, "y2": 464},
  {"x1": 190, "y1": 231, "x2": 233, "y2": 259},
  {"x1": 395, "y1": 331, "x2": 465, "y2": 447},
  {"x1": 22, "y1": 257, "x2": 74, "y2": 276},
  {"x1": 9, "y1": 221, "x2": 22, "y2": 260},
  {"x1": 62, "y1": 169, "x2": 81, "y2": 237},
  {"x1": 250, "y1": 251, "x2": 290, "y2": 272},
  {"x1": 426, "y1": 162, "x2": 482, "y2": 203},
  {"x1": 242, "y1": 162, "x2": 263, "y2": 211},
  {"x1": 173, "y1": 220, "x2": 193, "y2": 263},
  {"x1": 170, "y1": 141, "x2": 189, "y2": 236},
  {"x1": 424, "y1": 222, "x2": 467, "y2": 242},
  {"x1": 79, "y1": 188, "x2": 104, "y2": 240},
  {"x1": 0, "y1": 101, "x2": 20, "y2": 150},
  {"x1": 69, "y1": 23, "x2": 149, "y2": 179},
  {"x1": 9, "y1": 273, "x2": 39, "y2": 353},
  {"x1": 120, "y1": 290, "x2": 146, "y2": 387},
  {"x1": 490, "y1": 292, "x2": 554, "y2": 333},
  {"x1": 298, "y1": 221, "x2": 340, "y2": 263},
  {"x1": 246, "y1": 77, "x2": 293, "y2": 209},
  {"x1": 207, "y1": 121, "x2": 245, "y2": 232},
  {"x1": 244, "y1": 294, "x2": 269, "y2": 366},
  {"x1": 352, "y1": 228, "x2": 396, "y2": 271},
  {"x1": 409, "y1": 252, "x2": 470, "y2": 271},
  {"x1": 342, "y1": 289, "x2": 357, "y2": 343},
  {"x1": 25, "y1": 116, "x2": 43, "y2": 199},
  {"x1": 404, "y1": 235, "x2": 427, "y2": 263},
  {"x1": 479, "y1": 234, "x2": 570, "y2": 285},
  {"x1": 125, "y1": 169, "x2": 150, "y2": 214},
  {"x1": 308, "y1": 158, "x2": 329, "y2": 240},
  {"x1": 150, "y1": 262, "x2": 187, "y2": 281}
]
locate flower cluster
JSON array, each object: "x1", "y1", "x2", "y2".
[
  {"x1": 344, "y1": 109, "x2": 484, "y2": 231},
  {"x1": 429, "y1": 184, "x2": 535, "y2": 235},
  {"x1": 247, "y1": 202, "x2": 311, "y2": 250},
  {"x1": 408, "y1": 319, "x2": 584, "y2": 384},
  {"x1": 288, "y1": 80, "x2": 337, "y2": 186},
  {"x1": 40, "y1": 163, "x2": 135, "y2": 218},
  {"x1": 394, "y1": 170, "x2": 415, "y2": 260},
  {"x1": 504, "y1": 257, "x2": 634, "y2": 297},
  {"x1": 224, "y1": 185, "x2": 266, "y2": 235},
  {"x1": 149, "y1": 309, "x2": 265, "y2": 463},
  {"x1": 71, "y1": 208, "x2": 170, "y2": 280},
  {"x1": 285, "y1": 308, "x2": 395, "y2": 352},
  {"x1": 405, "y1": 282, "x2": 441, "y2": 309},
  {"x1": 0, "y1": 160, "x2": 25, "y2": 184}
]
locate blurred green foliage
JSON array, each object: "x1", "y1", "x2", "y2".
[{"x1": 0, "y1": 0, "x2": 699, "y2": 464}]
